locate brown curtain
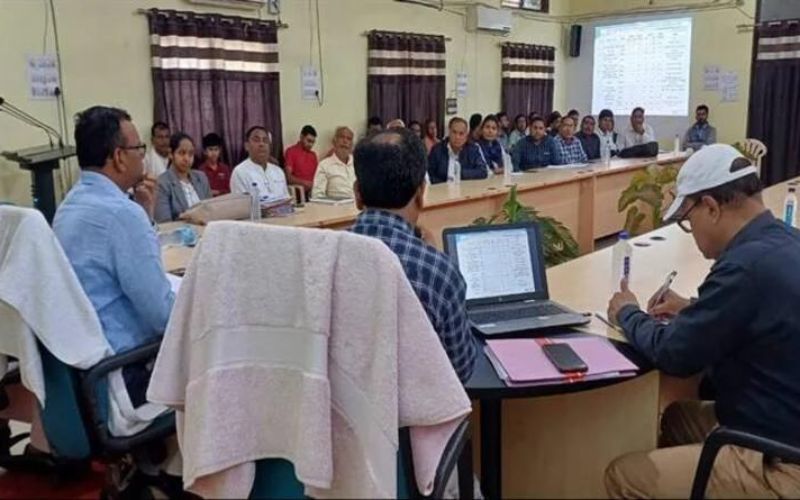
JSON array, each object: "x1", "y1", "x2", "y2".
[
  {"x1": 747, "y1": 20, "x2": 800, "y2": 186},
  {"x1": 501, "y1": 43, "x2": 555, "y2": 119},
  {"x1": 147, "y1": 9, "x2": 283, "y2": 166},
  {"x1": 367, "y1": 30, "x2": 446, "y2": 135}
]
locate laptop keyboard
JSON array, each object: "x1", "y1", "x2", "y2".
[{"x1": 471, "y1": 303, "x2": 567, "y2": 324}]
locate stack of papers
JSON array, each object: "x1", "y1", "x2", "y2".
[
  {"x1": 308, "y1": 197, "x2": 354, "y2": 206},
  {"x1": 485, "y1": 335, "x2": 638, "y2": 387}
]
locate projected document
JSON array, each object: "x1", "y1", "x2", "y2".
[
  {"x1": 592, "y1": 17, "x2": 692, "y2": 116},
  {"x1": 455, "y1": 229, "x2": 536, "y2": 300}
]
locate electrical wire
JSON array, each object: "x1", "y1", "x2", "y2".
[
  {"x1": 42, "y1": 0, "x2": 49, "y2": 53},
  {"x1": 315, "y1": 0, "x2": 324, "y2": 106}
]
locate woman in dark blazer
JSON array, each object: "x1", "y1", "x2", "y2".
[{"x1": 154, "y1": 132, "x2": 212, "y2": 223}]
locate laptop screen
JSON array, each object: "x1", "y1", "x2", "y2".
[{"x1": 444, "y1": 223, "x2": 549, "y2": 304}]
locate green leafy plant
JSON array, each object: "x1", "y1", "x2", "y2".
[
  {"x1": 473, "y1": 185, "x2": 579, "y2": 267},
  {"x1": 618, "y1": 164, "x2": 679, "y2": 236}
]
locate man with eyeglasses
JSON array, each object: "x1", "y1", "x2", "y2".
[
  {"x1": 604, "y1": 144, "x2": 800, "y2": 498},
  {"x1": 54, "y1": 106, "x2": 175, "y2": 396}
]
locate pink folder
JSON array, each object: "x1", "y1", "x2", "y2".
[{"x1": 485, "y1": 336, "x2": 638, "y2": 385}]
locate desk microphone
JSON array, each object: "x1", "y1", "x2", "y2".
[{"x1": 0, "y1": 96, "x2": 64, "y2": 148}]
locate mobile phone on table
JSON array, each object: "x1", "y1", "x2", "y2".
[{"x1": 542, "y1": 343, "x2": 588, "y2": 373}]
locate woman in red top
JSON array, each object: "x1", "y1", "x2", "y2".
[{"x1": 199, "y1": 133, "x2": 232, "y2": 196}]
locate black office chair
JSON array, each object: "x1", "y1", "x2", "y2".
[
  {"x1": 690, "y1": 426, "x2": 800, "y2": 500},
  {"x1": 0, "y1": 340, "x2": 176, "y2": 498}
]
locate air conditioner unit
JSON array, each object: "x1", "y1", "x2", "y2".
[
  {"x1": 185, "y1": 0, "x2": 266, "y2": 11},
  {"x1": 467, "y1": 5, "x2": 513, "y2": 35}
]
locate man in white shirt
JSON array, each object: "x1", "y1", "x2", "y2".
[
  {"x1": 597, "y1": 109, "x2": 619, "y2": 157},
  {"x1": 312, "y1": 126, "x2": 356, "y2": 199},
  {"x1": 230, "y1": 126, "x2": 289, "y2": 201},
  {"x1": 143, "y1": 121, "x2": 170, "y2": 177},
  {"x1": 618, "y1": 107, "x2": 656, "y2": 150}
]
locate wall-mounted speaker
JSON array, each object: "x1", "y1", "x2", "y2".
[{"x1": 569, "y1": 24, "x2": 582, "y2": 57}]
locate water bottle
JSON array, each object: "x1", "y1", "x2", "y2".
[
  {"x1": 452, "y1": 160, "x2": 461, "y2": 185},
  {"x1": 673, "y1": 134, "x2": 681, "y2": 154},
  {"x1": 600, "y1": 139, "x2": 611, "y2": 166},
  {"x1": 784, "y1": 187, "x2": 797, "y2": 227},
  {"x1": 250, "y1": 182, "x2": 262, "y2": 221},
  {"x1": 611, "y1": 231, "x2": 633, "y2": 289}
]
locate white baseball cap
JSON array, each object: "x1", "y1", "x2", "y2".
[{"x1": 663, "y1": 144, "x2": 759, "y2": 221}]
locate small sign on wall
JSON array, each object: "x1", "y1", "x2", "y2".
[
  {"x1": 300, "y1": 65, "x2": 321, "y2": 101},
  {"x1": 27, "y1": 54, "x2": 59, "y2": 100},
  {"x1": 456, "y1": 72, "x2": 468, "y2": 97},
  {"x1": 446, "y1": 98, "x2": 458, "y2": 115}
]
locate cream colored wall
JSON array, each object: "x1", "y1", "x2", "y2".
[
  {"x1": 564, "y1": 0, "x2": 756, "y2": 146},
  {"x1": 0, "y1": 0, "x2": 568, "y2": 206}
]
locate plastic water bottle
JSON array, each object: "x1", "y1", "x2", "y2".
[
  {"x1": 600, "y1": 139, "x2": 611, "y2": 166},
  {"x1": 784, "y1": 187, "x2": 797, "y2": 227},
  {"x1": 250, "y1": 182, "x2": 262, "y2": 221},
  {"x1": 673, "y1": 134, "x2": 681, "y2": 154},
  {"x1": 611, "y1": 231, "x2": 633, "y2": 289},
  {"x1": 452, "y1": 160, "x2": 461, "y2": 185}
]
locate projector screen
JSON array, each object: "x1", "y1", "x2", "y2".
[{"x1": 591, "y1": 17, "x2": 692, "y2": 117}]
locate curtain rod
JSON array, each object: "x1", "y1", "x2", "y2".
[
  {"x1": 136, "y1": 8, "x2": 289, "y2": 29},
  {"x1": 362, "y1": 31, "x2": 452, "y2": 41}
]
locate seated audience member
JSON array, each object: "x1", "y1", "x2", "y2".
[
  {"x1": 554, "y1": 116, "x2": 588, "y2": 164},
  {"x1": 605, "y1": 144, "x2": 800, "y2": 499},
  {"x1": 350, "y1": 128, "x2": 478, "y2": 382},
  {"x1": 567, "y1": 109, "x2": 580, "y2": 130},
  {"x1": 683, "y1": 104, "x2": 717, "y2": 151},
  {"x1": 311, "y1": 126, "x2": 355, "y2": 200},
  {"x1": 496, "y1": 111, "x2": 511, "y2": 150},
  {"x1": 53, "y1": 106, "x2": 174, "y2": 355},
  {"x1": 597, "y1": 109, "x2": 619, "y2": 157},
  {"x1": 576, "y1": 115, "x2": 601, "y2": 160},
  {"x1": 477, "y1": 115, "x2": 505, "y2": 174},
  {"x1": 154, "y1": 133, "x2": 212, "y2": 223},
  {"x1": 618, "y1": 107, "x2": 656, "y2": 150},
  {"x1": 545, "y1": 111, "x2": 562, "y2": 137},
  {"x1": 469, "y1": 113, "x2": 483, "y2": 142},
  {"x1": 366, "y1": 116, "x2": 383, "y2": 136},
  {"x1": 199, "y1": 133, "x2": 232, "y2": 196},
  {"x1": 230, "y1": 126, "x2": 289, "y2": 200},
  {"x1": 427, "y1": 117, "x2": 489, "y2": 184},
  {"x1": 386, "y1": 118, "x2": 406, "y2": 129},
  {"x1": 508, "y1": 114, "x2": 528, "y2": 152},
  {"x1": 144, "y1": 121, "x2": 170, "y2": 177},
  {"x1": 423, "y1": 118, "x2": 439, "y2": 153},
  {"x1": 284, "y1": 125, "x2": 318, "y2": 193},
  {"x1": 408, "y1": 120, "x2": 423, "y2": 139},
  {"x1": 512, "y1": 116, "x2": 560, "y2": 171}
]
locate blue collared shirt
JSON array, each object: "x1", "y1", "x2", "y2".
[
  {"x1": 350, "y1": 209, "x2": 478, "y2": 382},
  {"x1": 53, "y1": 171, "x2": 174, "y2": 353},
  {"x1": 618, "y1": 211, "x2": 800, "y2": 446},
  {"x1": 683, "y1": 122, "x2": 717, "y2": 151},
  {"x1": 554, "y1": 136, "x2": 588, "y2": 164},
  {"x1": 512, "y1": 135, "x2": 561, "y2": 171}
]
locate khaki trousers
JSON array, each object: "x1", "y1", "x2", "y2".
[{"x1": 605, "y1": 401, "x2": 800, "y2": 499}]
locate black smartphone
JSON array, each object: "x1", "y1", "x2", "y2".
[{"x1": 542, "y1": 343, "x2": 588, "y2": 373}]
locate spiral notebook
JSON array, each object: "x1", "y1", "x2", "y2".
[{"x1": 485, "y1": 335, "x2": 638, "y2": 386}]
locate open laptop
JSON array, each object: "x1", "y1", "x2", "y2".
[{"x1": 443, "y1": 222, "x2": 589, "y2": 337}]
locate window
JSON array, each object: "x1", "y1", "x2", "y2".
[{"x1": 501, "y1": 0, "x2": 549, "y2": 12}]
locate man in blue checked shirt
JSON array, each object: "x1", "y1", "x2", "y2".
[
  {"x1": 350, "y1": 128, "x2": 478, "y2": 382},
  {"x1": 554, "y1": 116, "x2": 588, "y2": 165}
]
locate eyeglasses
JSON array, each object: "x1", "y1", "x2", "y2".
[
  {"x1": 119, "y1": 143, "x2": 147, "y2": 154},
  {"x1": 676, "y1": 200, "x2": 698, "y2": 233}
]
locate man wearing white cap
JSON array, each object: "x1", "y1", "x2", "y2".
[{"x1": 605, "y1": 144, "x2": 800, "y2": 498}]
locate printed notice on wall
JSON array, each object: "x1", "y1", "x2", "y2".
[
  {"x1": 27, "y1": 54, "x2": 60, "y2": 100},
  {"x1": 456, "y1": 72, "x2": 468, "y2": 97},
  {"x1": 703, "y1": 65, "x2": 720, "y2": 91},
  {"x1": 300, "y1": 65, "x2": 320, "y2": 101},
  {"x1": 720, "y1": 71, "x2": 738, "y2": 102}
]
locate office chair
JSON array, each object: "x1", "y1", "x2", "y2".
[{"x1": 690, "y1": 426, "x2": 800, "y2": 500}]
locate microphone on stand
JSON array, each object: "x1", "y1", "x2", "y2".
[{"x1": 0, "y1": 97, "x2": 64, "y2": 148}]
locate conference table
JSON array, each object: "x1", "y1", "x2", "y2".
[
  {"x1": 462, "y1": 177, "x2": 793, "y2": 499},
  {"x1": 167, "y1": 152, "x2": 686, "y2": 254},
  {"x1": 160, "y1": 158, "x2": 784, "y2": 499}
]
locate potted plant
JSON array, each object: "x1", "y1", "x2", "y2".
[
  {"x1": 472, "y1": 185, "x2": 579, "y2": 267},
  {"x1": 618, "y1": 164, "x2": 679, "y2": 236}
]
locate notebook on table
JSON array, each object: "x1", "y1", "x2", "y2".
[{"x1": 485, "y1": 335, "x2": 638, "y2": 387}]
